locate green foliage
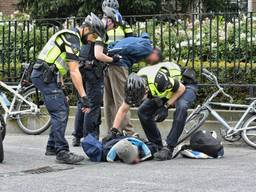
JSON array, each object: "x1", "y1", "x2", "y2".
[
  {"x1": 1, "y1": 12, "x2": 256, "y2": 106},
  {"x1": 119, "y1": 0, "x2": 161, "y2": 15},
  {"x1": 17, "y1": 0, "x2": 163, "y2": 19},
  {"x1": 16, "y1": 0, "x2": 247, "y2": 19},
  {"x1": 202, "y1": 0, "x2": 231, "y2": 12},
  {"x1": 130, "y1": 14, "x2": 256, "y2": 84},
  {"x1": 17, "y1": 0, "x2": 87, "y2": 18},
  {"x1": 0, "y1": 18, "x2": 54, "y2": 80}
]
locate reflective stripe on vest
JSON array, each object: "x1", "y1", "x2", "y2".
[
  {"x1": 137, "y1": 62, "x2": 182, "y2": 99},
  {"x1": 55, "y1": 53, "x2": 68, "y2": 75},
  {"x1": 38, "y1": 29, "x2": 81, "y2": 75},
  {"x1": 107, "y1": 26, "x2": 125, "y2": 44}
]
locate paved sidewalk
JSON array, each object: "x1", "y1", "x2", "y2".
[{"x1": 0, "y1": 135, "x2": 256, "y2": 192}]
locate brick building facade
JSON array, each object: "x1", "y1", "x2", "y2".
[{"x1": 0, "y1": 0, "x2": 17, "y2": 16}]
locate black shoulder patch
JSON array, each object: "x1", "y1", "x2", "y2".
[{"x1": 63, "y1": 32, "x2": 80, "y2": 45}]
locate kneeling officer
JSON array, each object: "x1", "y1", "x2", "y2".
[
  {"x1": 107, "y1": 62, "x2": 198, "y2": 161},
  {"x1": 31, "y1": 13, "x2": 106, "y2": 164}
]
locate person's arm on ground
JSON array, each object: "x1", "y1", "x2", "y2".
[
  {"x1": 166, "y1": 82, "x2": 186, "y2": 108},
  {"x1": 113, "y1": 101, "x2": 130, "y2": 129}
]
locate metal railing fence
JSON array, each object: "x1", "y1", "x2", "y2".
[{"x1": 0, "y1": 12, "x2": 256, "y2": 87}]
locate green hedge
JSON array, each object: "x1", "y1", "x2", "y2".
[{"x1": 1, "y1": 13, "x2": 256, "y2": 107}]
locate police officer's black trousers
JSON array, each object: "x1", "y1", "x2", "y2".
[
  {"x1": 138, "y1": 84, "x2": 197, "y2": 148},
  {"x1": 72, "y1": 69, "x2": 104, "y2": 139}
]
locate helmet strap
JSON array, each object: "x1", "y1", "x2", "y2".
[
  {"x1": 81, "y1": 27, "x2": 89, "y2": 44},
  {"x1": 105, "y1": 17, "x2": 109, "y2": 30}
]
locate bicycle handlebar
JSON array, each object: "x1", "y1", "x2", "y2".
[
  {"x1": 202, "y1": 68, "x2": 233, "y2": 103},
  {"x1": 21, "y1": 63, "x2": 30, "y2": 69},
  {"x1": 202, "y1": 68, "x2": 220, "y2": 87}
]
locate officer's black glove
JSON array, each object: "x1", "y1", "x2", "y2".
[
  {"x1": 81, "y1": 96, "x2": 90, "y2": 109},
  {"x1": 111, "y1": 127, "x2": 123, "y2": 137},
  {"x1": 112, "y1": 54, "x2": 122, "y2": 64},
  {"x1": 102, "y1": 127, "x2": 123, "y2": 143},
  {"x1": 153, "y1": 106, "x2": 169, "y2": 122}
]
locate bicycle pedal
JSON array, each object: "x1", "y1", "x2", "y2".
[
  {"x1": 9, "y1": 115, "x2": 17, "y2": 119},
  {"x1": 223, "y1": 134, "x2": 241, "y2": 142},
  {"x1": 220, "y1": 128, "x2": 228, "y2": 137}
]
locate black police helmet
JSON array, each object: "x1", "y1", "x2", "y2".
[
  {"x1": 83, "y1": 13, "x2": 106, "y2": 40},
  {"x1": 125, "y1": 73, "x2": 146, "y2": 106}
]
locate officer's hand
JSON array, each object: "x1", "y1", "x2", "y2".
[
  {"x1": 153, "y1": 106, "x2": 169, "y2": 122},
  {"x1": 81, "y1": 96, "x2": 91, "y2": 113},
  {"x1": 112, "y1": 54, "x2": 122, "y2": 64},
  {"x1": 111, "y1": 127, "x2": 123, "y2": 137},
  {"x1": 102, "y1": 127, "x2": 123, "y2": 143}
]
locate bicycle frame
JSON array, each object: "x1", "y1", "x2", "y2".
[
  {"x1": 0, "y1": 81, "x2": 38, "y2": 123},
  {"x1": 194, "y1": 69, "x2": 256, "y2": 137},
  {"x1": 203, "y1": 94, "x2": 256, "y2": 136}
]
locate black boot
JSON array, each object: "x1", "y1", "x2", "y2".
[
  {"x1": 45, "y1": 148, "x2": 56, "y2": 156},
  {"x1": 56, "y1": 151, "x2": 84, "y2": 164},
  {"x1": 154, "y1": 146, "x2": 174, "y2": 161},
  {"x1": 72, "y1": 137, "x2": 81, "y2": 147}
]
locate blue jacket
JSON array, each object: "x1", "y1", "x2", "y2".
[{"x1": 108, "y1": 33, "x2": 153, "y2": 68}]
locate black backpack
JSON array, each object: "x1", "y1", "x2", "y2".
[{"x1": 174, "y1": 130, "x2": 223, "y2": 158}]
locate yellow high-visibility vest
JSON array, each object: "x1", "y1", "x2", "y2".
[
  {"x1": 38, "y1": 29, "x2": 81, "y2": 75},
  {"x1": 137, "y1": 62, "x2": 182, "y2": 99}
]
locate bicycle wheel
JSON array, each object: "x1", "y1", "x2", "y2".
[
  {"x1": 0, "y1": 115, "x2": 6, "y2": 140},
  {"x1": 241, "y1": 115, "x2": 256, "y2": 148},
  {"x1": 16, "y1": 88, "x2": 51, "y2": 135},
  {"x1": 176, "y1": 107, "x2": 209, "y2": 145}
]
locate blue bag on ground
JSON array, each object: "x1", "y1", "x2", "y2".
[{"x1": 81, "y1": 134, "x2": 103, "y2": 162}]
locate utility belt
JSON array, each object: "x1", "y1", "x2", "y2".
[
  {"x1": 34, "y1": 60, "x2": 58, "y2": 84},
  {"x1": 79, "y1": 59, "x2": 108, "y2": 79}
]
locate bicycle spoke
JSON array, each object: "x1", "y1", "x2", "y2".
[
  {"x1": 177, "y1": 108, "x2": 209, "y2": 145},
  {"x1": 20, "y1": 114, "x2": 49, "y2": 130},
  {"x1": 244, "y1": 126, "x2": 256, "y2": 130},
  {"x1": 16, "y1": 88, "x2": 51, "y2": 134},
  {"x1": 245, "y1": 130, "x2": 256, "y2": 136},
  {"x1": 242, "y1": 116, "x2": 256, "y2": 148}
]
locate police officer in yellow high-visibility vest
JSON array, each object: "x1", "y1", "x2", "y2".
[
  {"x1": 102, "y1": 0, "x2": 136, "y2": 136},
  {"x1": 102, "y1": 0, "x2": 133, "y2": 43},
  {"x1": 108, "y1": 62, "x2": 198, "y2": 161},
  {"x1": 31, "y1": 13, "x2": 108, "y2": 164},
  {"x1": 107, "y1": 21, "x2": 133, "y2": 43}
]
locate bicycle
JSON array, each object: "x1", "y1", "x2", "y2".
[
  {"x1": 177, "y1": 68, "x2": 256, "y2": 148},
  {"x1": 0, "y1": 63, "x2": 51, "y2": 162}
]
